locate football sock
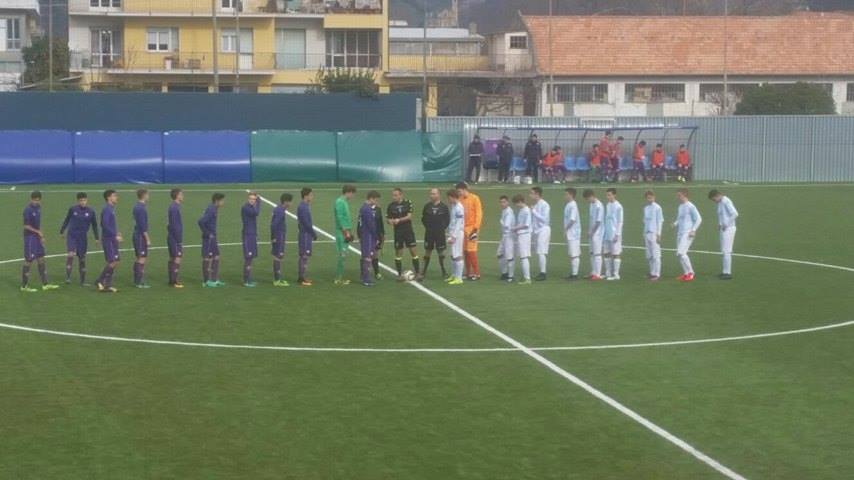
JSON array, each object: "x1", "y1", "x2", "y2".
[
  {"x1": 168, "y1": 261, "x2": 175, "y2": 283},
  {"x1": 592, "y1": 255, "x2": 603, "y2": 276},
  {"x1": 470, "y1": 253, "x2": 480, "y2": 276},
  {"x1": 335, "y1": 255, "x2": 345, "y2": 279},
  {"x1": 521, "y1": 258, "x2": 531, "y2": 280},
  {"x1": 298, "y1": 255, "x2": 308, "y2": 280},
  {"x1": 498, "y1": 256, "x2": 507, "y2": 275},
  {"x1": 538, "y1": 254, "x2": 547, "y2": 274},
  {"x1": 722, "y1": 253, "x2": 732, "y2": 275},
  {"x1": 202, "y1": 260, "x2": 211, "y2": 283},
  {"x1": 653, "y1": 257, "x2": 661, "y2": 277},
  {"x1": 37, "y1": 262, "x2": 48, "y2": 284},
  {"x1": 438, "y1": 255, "x2": 447, "y2": 276},
  {"x1": 273, "y1": 258, "x2": 282, "y2": 281},
  {"x1": 571, "y1": 257, "x2": 580, "y2": 276},
  {"x1": 21, "y1": 264, "x2": 30, "y2": 287},
  {"x1": 412, "y1": 256, "x2": 420, "y2": 274},
  {"x1": 361, "y1": 258, "x2": 371, "y2": 283},
  {"x1": 454, "y1": 259, "x2": 464, "y2": 280},
  {"x1": 372, "y1": 258, "x2": 380, "y2": 276},
  {"x1": 613, "y1": 258, "x2": 621, "y2": 276},
  {"x1": 679, "y1": 254, "x2": 693, "y2": 275},
  {"x1": 605, "y1": 258, "x2": 613, "y2": 277},
  {"x1": 422, "y1": 255, "x2": 431, "y2": 274},
  {"x1": 211, "y1": 259, "x2": 220, "y2": 281},
  {"x1": 243, "y1": 259, "x2": 252, "y2": 283},
  {"x1": 79, "y1": 258, "x2": 87, "y2": 284},
  {"x1": 133, "y1": 262, "x2": 142, "y2": 285},
  {"x1": 507, "y1": 257, "x2": 515, "y2": 278},
  {"x1": 395, "y1": 258, "x2": 403, "y2": 276},
  {"x1": 65, "y1": 257, "x2": 73, "y2": 281}
]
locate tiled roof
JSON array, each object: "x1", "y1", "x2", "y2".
[{"x1": 523, "y1": 12, "x2": 854, "y2": 76}]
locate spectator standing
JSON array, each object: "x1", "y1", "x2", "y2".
[
  {"x1": 466, "y1": 135, "x2": 485, "y2": 184},
  {"x1": 524, "y1": 134, "x2": 543, "y2": 183},
  {"x1": 496, "y1": 135, "x2": 514, "y2": 183}
]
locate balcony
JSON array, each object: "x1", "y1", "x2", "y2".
[
  {"x1": 70, "y1": 50, "x2": 382, "y2": 73},
  {"x1": 69, "y1": 0, "x2": 381, "y2": 15},
  {"x1": 388, "y1": 53, "x2": 535, "y2": 78}
]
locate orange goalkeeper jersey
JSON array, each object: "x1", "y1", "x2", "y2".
[{"x1": 462, "y1": 192, "x2": 483, "y2": 233}]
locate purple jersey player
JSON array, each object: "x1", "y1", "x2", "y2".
[
  {"x1": 21, "y1": 191, "x2": 58, "y2": 292},
  {"x1": 132, "y1": 189, "x2": 151, "y2": 288},
  {"x1": 199, "y1": 192, "x2": 226, "y2": 287},
  {"x1": 167, "y1": 188, "x2": 185, "y2": 288},
  {"x1": 358, "y1": 191, "x2": 381, "y2": 286},
  {"x1": 59, "y1": 192, "x2": 98, "y2": 286},
  {"x1": 95, "y1": 190, "x2": 122, "y2": 293},
  {"x1": 297, "y1": 187, "x2": 317, "y2": 286},
  {"x1": 241, "y1": 192, "x2": 261, "y2": 287},
  {"x1": 270, "y1": 192, "x2": 293, "y2": 287}
]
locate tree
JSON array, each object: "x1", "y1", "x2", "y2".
[
  {"x1": 310, "y1": 67, "x2": 379, "y2": 97},
  {"x1": 22, "y1": 36, "x2": 78, "y2": 90},
  {"x1": 735, "y1": 82, "x2": 836, "y2": 115}
]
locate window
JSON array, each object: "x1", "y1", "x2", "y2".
[
  {"x1": 1, "y1": 18, "x2": 21, "y2": 51},
  {"x1": 509, "y1": 35, "x2": 527, "y2": 50},
  {"x1": 625, "y1": 83, "x2": 685, "y2": 103},
  {"x1": 90, "y1": 0, "x2": 121, "y2": 8},
  {"x1": 146, "y1": 28, "x2": 178, "y2": 52},
  {"x1": 275, "y1": 29, "x2": 306, "y2": 69},
  {"x1": 90, "y1": 29, "x2": 122, "y2": 68},
  {"x1": 848, "y1": 83, "x2": 854, "y2": 102},
  {"x1": 221, "y1": 28, "x2": 252, "y2": 53},
  {"x1": 221, "y1": 0, "x2": 239, "y2": 11},
  {"x1": 549, "y1": 84, "x2": 608, "y2": 103},
  {"x1": 325, "y1": 30, "x2": 380, "y2": 68},
  {"x1": 699, "y1": 83, "x2": 758, "y2": 103}
]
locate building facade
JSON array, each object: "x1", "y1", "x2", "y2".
[
  {"x1": 523, "y1": 13, "x2": 854, "y2": 117},
  {"x1": 67, "y1": 0, "x2": 389, "y2": 93},
  {"x1": 0, "y1": 0, "x2": 40, "y2": 91}
]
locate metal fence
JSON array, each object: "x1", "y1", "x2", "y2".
[{"x1": 428, "y1": 116, "x2": 854, "y2": 182}]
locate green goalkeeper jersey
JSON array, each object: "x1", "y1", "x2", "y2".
[{"x1": 334, "y1": 196, "x2": 353, "y2": 233}]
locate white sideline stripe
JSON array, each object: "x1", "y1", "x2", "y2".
[{"x1": 254, "y1": 193, "x2": 747, "y2": 480}]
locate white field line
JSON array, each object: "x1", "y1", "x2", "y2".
[{"x1": 255, "y1": 193, "x2": 747, "y2": 480}]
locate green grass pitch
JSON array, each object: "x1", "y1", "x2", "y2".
[{"x1": 1, "y1": 182, "x2": 852, "y2": 479}]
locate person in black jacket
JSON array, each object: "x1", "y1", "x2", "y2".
[
  {"x1": 496, "y1": 135, "x2": 514, "y2": 183},
  {"x1": 420, "y1": 188, "x2": 451, "y2": 280},
  {"x1": 524, "y1": 134, "x2": 543, "y2": 183},
  {"x1": 466, "y1": 135, "x2": 485, "y2": 184}
]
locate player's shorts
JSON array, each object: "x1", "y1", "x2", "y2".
[
  {"x1": 298, "y1": 232, "x2": 313, "y2": 257},
  {"x1": 24, "y1": 235, "x2": 45, "y2": 262},
  {"x1": 676, "y1": 233, "x2": 695, "y2": 256},
  {"x1": 464, "y1": 229, "x2": 479, "y2": 253},
  {"x1": 132, "y1": 232, "x2": 148, "y2": 258},
  {"x1": 66, "y1": 234, "x2": 88, "y2": 258},
  {"x1": 644, "y1": 232, "x2": 661, "y2": 259},
  {"x1": 102, "y1": 238, "x2": 120, "y2": 262},
  {"x1": 449, "y1": 233, "x2": 464, "y2": 259},
  {"x1": 335, "y1": 231, "x2": 349, "y2": 254},
  {"x1": 589, "y1": 234, "x2": 604, "y2": 256},
  {"x1": 720, "y1": 226, "x2": 737, "y2": 254},
  {"x1": 167, "y1": 236, "x2": 183, "y2": 259},
  {"x1": 566, "y1": 237, "x2": 581, "y2": 258},
  {"x1": 516, "y1": 234, "x2": 532, "y2": 259},
  {"x1": 603, "y1": 236, "x2": 623, "y2": 256},
  {"x1": 496, "y1": 235, "x2": 515, "y2": 260},
  {"x1": 271, "y1": 235, "x2": 285, "y2": 258},
  {"x1": 424, "y1": 230, "x2": 447, "y2": 251},
  {"x1": 394, "y1": 227, "x2": 417, "y2": 250},
  {"x1": 534, "y1": 227, "x2": 551, "y2": 255},
  {"x1": 201, "y1": 236, "x2": 220, "y2": 258},
  {"x1": 243, "y1": 235, "x2": 258, "y2": 260}
]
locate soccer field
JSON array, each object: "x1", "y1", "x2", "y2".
[{"x1": 1, "y1": 182, "x2": 853, "y2": 479}]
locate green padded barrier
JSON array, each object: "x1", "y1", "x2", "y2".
[
  {"x1": 422, "y1": 132, "x2": 463, "y2": 183},
  {"x1": 336, "y1": 131, "x2": 425, "y2": 183},
  {"x1": 251, "y1": 130, "x2": 338, "y2": 182}
]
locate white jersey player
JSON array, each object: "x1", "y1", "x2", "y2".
[
  {"x1": 709, "y1": 190, "x2": 738, "y2": 280},
  {"x1": 642, "y1": 190, "x2": 664, "y2": 280},
  {"x1": 563, "y1": 188, "x2": 582, "y2": 280},
  {"x1": 583, "y1": 189, "x2": 605, "y2": 280},
  {"x1": 673, "y1": 189, "x2": 702, "y2": 282},
  {"x1": 603, "y1": 189, "x2": 624, "y2": 280},
  {"x1": 497, "y1": 196, "x2": 516, "y2": 282},
  {"x1": 446, "y1": 190, "x2": 466, "y2": 285},
  {"x1": 512, "y1": 194, "x2": 533, "y2": 284},
  {"x1": 529, "y1": 187, "x2": 551, "y2": 281}
]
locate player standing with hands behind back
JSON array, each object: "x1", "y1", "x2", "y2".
[
  {"x1": 96, "y1": 190, "x2": 122, "y2": 293},
  {"x1": 21, "y1": 191, "x2": 59, "y2": 292},
  {"x1": 709, "y1": 189, "x2": 738, "y2": 280},
  {"x1": 333, "y1": 185, "x2": 357, "y2": 286},
  {"x1": 420, "y1": 188, "x2": 450, "y2": 280},
  {"x1": 132, "y1": 189, "x2": 151, "y2": 289},
  {"x1": 199, "y1": 193, "x2": 226, "y2": 288},
  {"x1": 674, "y1": 189, "x2": 702, "y2": 282},
  {"x1": 241, "y1": 192, "x2": 261, "y2": 288},
  {"x1": 387, "y1": 188, "x2": 420, "y2": 280},
  {"x1": 445, "y1": 190, "x2": 466, "y2": 285}
]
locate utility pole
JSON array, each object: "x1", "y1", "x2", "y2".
[
  {"x1": 235, "y1": 0, "x2": 240, "y2": 92},
  {"x1": 548, "y1": 0, "x2": 554, "y2": 117},
  {"x1": 722, "y1": 0, "x2": 729, "y2": 114},
  {"x1": 212, "y1": 0, "x2": 219, "y2": 92},
  {"x1": 420, "y1": 0, "x2": 427, "y2": 132},
  {"x1": 48, "y1": 0, "x2": 53, "y2": 91}
]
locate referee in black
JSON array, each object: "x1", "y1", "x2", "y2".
[
  {"x1": 420, "y1": 187, "x2": 450, "y2": 280},
  {"x1": 387, "y1": 187, "x2": 420, "y2": 280}
]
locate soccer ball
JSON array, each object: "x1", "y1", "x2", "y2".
[{"x1": 403, "y1": 270, "x2": 416, "y2": 282}]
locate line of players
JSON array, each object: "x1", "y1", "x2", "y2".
[{"x1": 18, "y1": 182, "x2": 737, "y2": 292}]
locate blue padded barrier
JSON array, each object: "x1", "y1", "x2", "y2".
[
  {"x1": 73, "y1": 131, "x2": 164, "y2": 184},
  {"x1": 163, "y1": 131, "x2": 251, "y2": 183},
  {"x1": 0, "y1": 131, "x2": 74, "y2": 184}
]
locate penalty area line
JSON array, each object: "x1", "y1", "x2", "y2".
[{"x1": 255, "y1": 192, "x2": 747, "y2": 480}]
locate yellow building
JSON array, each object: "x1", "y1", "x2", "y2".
[{"x1": 68, "y1": 0, "x2": 389, "y2": 93}]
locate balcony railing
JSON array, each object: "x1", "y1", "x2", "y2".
[
  {"x1": 70, "y1": 0, "x2": 382, "y2": 15},
  {"x1": 388, "y1": 53, "x2": 534, "y2": 75},
  {"x1": 70, "y1": 51, "x2": 382, "y2": 72}
]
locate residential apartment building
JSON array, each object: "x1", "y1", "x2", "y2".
[
  {"x1": 523, "y1": 12, "x2": 854, "y2": 116},
  {"x1": 67, "y1": 0, "x2": 389, "y2": 92},
  {"x1": 1, "y1": 0, "x2": 40, "y2": 91}
]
